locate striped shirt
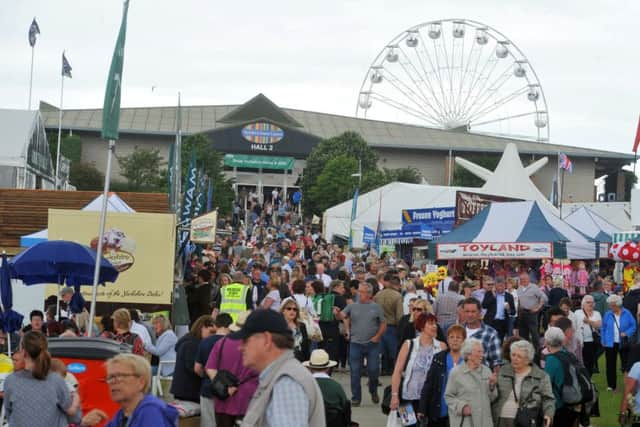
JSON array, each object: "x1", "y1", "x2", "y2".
[
  {"x1": 434, "y1": 291, "x2": 464, "y2": 326},
  {"x1": 516, "y1": 283, "x2": 548, "y2": 311}
]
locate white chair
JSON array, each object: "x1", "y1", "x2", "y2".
[{"x1": 152, "y1": 359, "x2": 175, "y2": 397}]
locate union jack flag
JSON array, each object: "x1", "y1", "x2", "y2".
[
  {"x1": 28, "y1": 18, "x2": 40, "y2": 47},
  {"x1": 559, "y1": 152, "x2": 572, "y2": 174}
]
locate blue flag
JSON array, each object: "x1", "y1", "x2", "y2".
[
  {"x1": 28, "y1": 18, "x2": 40, "y2": 47},
  {"x1": 206, "y1": 179, "x2": 214, "y2": 213},
  {"x1": 193, "y1": 171, "x2": 207, "y2": 218},
  {"x1": 177, "y1": 152, "x2": 197, "y2": 259},
  {"x1": 62, "y1": 52, "x2": 72, "y2": 78},
  {"x1": 348, "y1": 187, "x2": 359, "y2": 249}
]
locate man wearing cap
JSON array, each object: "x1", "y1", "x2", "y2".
[
  {"x1": 234, "y1": 309, "x2": 326, "y2": 427},
  {"x1": 304, "y1": 349, "x2": 351, "y2": 427}
]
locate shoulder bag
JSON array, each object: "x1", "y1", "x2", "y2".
[
  {"x1": 382, "y1": 339, "x2": 414, "y2": 415},
  {"x1": 512, "y1": 376, "x2": 543, "y2": 427},
  {"x1": 210, "y1": 338, "x2": 240, "y2": 400}
]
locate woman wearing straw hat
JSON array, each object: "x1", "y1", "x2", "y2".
[{"x1": 304, "y1": 349, "x2": 353, "y2": 427}]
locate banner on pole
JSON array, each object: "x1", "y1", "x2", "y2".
[
  {"x1": 455, "y1": 191, "x2": 521, "y2": 225},
  {"x1": 363, "y1": 226, "x2": 376, "y2": 244},
  {"x1": 101, "y1": 0, "x2": 130, "y2": 141},
  {"x1": 190, "y1": 211, "x2": 218, "y2": 244}
]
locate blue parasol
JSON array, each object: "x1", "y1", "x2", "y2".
[
  {"x1": 0, "y1": 253, "x2": 24, "y2": 335},
  {"x1": 10, "y1": 240, "x2": 119, "y2": 286}
]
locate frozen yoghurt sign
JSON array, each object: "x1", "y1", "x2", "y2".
[{"x1": 436, "y1": 242, "x2": 553, "y2": 259}]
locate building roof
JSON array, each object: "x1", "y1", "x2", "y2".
[
  {"x1": 39, "y1": 95, "x2": 634, "y2": 161},
  {"x1": 0, "y1": 109, "x2": 39, "y2": 166}
]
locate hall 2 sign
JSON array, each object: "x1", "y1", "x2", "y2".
[
  {"x1": 436, "y1": 242, "x2": 552, "y2": 259},
  {"x1": 241, "y1": 122, "x2": 284, "y2": 152}
]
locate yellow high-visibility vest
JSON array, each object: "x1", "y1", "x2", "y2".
[{"x1": 220, "y1": 283, "x2": 249, "y2": 322}]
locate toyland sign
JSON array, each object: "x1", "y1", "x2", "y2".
[{"x1": 436, "y1": 242, "x2": 553, "y2": 259}]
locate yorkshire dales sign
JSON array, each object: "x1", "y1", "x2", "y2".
[{"x1": 436, "y1": 242, "x2": 553, "y2": 260}]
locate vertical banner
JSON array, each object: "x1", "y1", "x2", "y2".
[
  {"x1": 348, "y1": 187, "x2": 359, "y2": 249},
  {"x1": 178, "y1": 152, "x2": 197, "y2": 259}
]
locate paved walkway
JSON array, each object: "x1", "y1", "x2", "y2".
[{"x1": 332, "y1": 370, "x2": 389, "y2": 427}]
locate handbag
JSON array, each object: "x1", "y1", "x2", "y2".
[
  {"x1": 613, "y1": 315, "x2": 631, "y2": 351},
  {"x1": 512, "y1": 377, "x2": 543, "y2": 427},
  {"x1": 382, "y1": 339, "x2": 414, "y2": 415},
  {"x1": 210, "y1": 338, "x2": 240, "y2": 400}
]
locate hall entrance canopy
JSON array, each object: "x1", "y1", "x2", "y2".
[{"x1": 224, "y1": 154, "x2": 296, "y2": 203}]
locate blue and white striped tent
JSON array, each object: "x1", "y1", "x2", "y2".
[{"x1": 431, "y1": 201, "x2": 599, "y2": 260}]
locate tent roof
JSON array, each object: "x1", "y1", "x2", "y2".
[
  {"x1": 564, "y1": 206, "x2": 620, "y2": 242},
  {"x1": 0, "y1": 109, "x2": 39, "y2": 165},
  {"x1": 434, "y1": 201, "x2": 597, "y2": 259},
  {"x1": 19, "y1": 193, "x2": 136, "y2": 247}
]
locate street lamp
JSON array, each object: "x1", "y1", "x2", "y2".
[{"x1": 351, "y1": 159, "x2": 362, "y2": 186}]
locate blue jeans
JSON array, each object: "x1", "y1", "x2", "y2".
[
  {"x1": 507, "y1": 315, "x2": 517, "y2": 338},
  {"x1": 380, "y1": 325, "x2": 398, "y2": 373},
  {"x1": 349, "y1": 341, "x2": 380, "y2": 401}
]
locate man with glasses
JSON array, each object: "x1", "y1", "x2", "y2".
[{"x1": 232, "y1": 309, "x2": 326, "y2": 427}]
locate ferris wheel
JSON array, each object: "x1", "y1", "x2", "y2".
[{"x1": 356, "y1": 19, "x2": 550, "y2": 142}]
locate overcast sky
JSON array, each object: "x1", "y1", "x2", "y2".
[{"x1": 2, "y1": 0, "x2": 639, "y2": 157}]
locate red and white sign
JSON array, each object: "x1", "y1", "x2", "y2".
[{"x1": 436, "y1": 242, "x2": 553, "y2": 259}]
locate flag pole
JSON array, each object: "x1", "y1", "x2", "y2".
[
  {"x1": 87, "y1": 140, "x2": 115, "y2": 335},
  {"x1": 28, "y1": 46, "x2": 35, "y2": 110},
  {"x1": 560, "y1": 168, "x2": 566, "y2": 219},
  {"x1": 54, "y1": 60, "x2": 65, "y2": 189}
]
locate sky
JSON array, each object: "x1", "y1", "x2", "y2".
[{"x1": 1, "y1": 0, "x2": 639, "y2": 157}]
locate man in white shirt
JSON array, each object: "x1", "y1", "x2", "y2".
[
  {"x1": 315, "y1": 263, "x2": 332, "y2": 289},
  {"x1": 129, "y1": 309, "x2": 153, "y2": 347}
]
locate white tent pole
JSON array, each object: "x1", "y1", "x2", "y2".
[{"x1": 88, "y1": 140, "x2": 115, "y2": 336}]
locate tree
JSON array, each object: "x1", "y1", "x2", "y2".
[
  {"x1": 117, "y1": 147, "x2": 164, "y2": 191},
  {"x1": 47, "y1": 133, "x2": 82, "y2": 164},
  {"x1": 384, "y1": 167, "x2": 422, "y2": 184},
  {"x1": 623, "y1": 169, "x2": 637, "y2": 200},
  {"x1": 181, "y1": 134, "x2": 235, "y2": 215},
  {"x1": 302, "y1": 132, "x2": 379, "y2": 216},
  {"x1": 452, "y1": 155, "x2": 501, "y2": 187},
  {"x1": 308, "y1": 155, "x2": 360, "y2": 214},
  {"x1": 69, "y1": 162, "x2": 104, "y2": 190}
]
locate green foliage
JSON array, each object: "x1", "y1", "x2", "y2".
[
  {"x1": 383, "y1": 167, "x2": 422, "y2": 184},
  {"x1": 116, "y1": 147, "x2": 165, "y2": 191},
  {"x1": 181, "y1": 134, "x2": 235, "y2": 215},
  {"x1": 623, "y1": 169, "x2": 637, "y2": 200},
  {"x1": 302, "y1": 132, "x2": 379, "y2": 216},
  {"x1": 308, "y1": 155, "x2": 359, "y2": 213},
  {"x1": 69, "y1": 162, "x2": 104, "y2": 190},
  {"x1": 452, "y1": 155, "x2": 501, "y2": 187},
  {"x1": 47, "y1": 132, "x2": 82, "y2": 164}
]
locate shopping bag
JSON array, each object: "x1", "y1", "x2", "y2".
[{"x1": 386, "y1": 410, "x2": 403, "y2": 427}]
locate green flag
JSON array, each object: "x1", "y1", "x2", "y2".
[{"x1": 101, "y1": 0, "x2": 130, "y2": 140}]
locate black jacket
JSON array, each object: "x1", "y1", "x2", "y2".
[
  {"x1": 548, "y1": 288, "x2": 569, "y2": 308},
  {"x1": 170, "y1": 333, "x2": 201, "y2": 402},
  {"x1": 623, "y1": 288, "x2": 640, "y2": 316},
  {"x1": 482, "y1": 291, "x2": 516, "y2": 324},
  {"x1": 418, "y1": 350, "x2": 451, "y2": 423}
]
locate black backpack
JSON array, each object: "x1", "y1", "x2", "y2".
[{"x1": 550, "y1": 351, "x2": 595, "y2": 405}]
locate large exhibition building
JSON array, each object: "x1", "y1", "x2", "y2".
[{"x1": 39, "y1": 92, "x2": 634, "y2": 204}]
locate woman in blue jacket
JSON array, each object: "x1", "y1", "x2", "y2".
[{"x1": 601, "y1": 294, "x2": 637, "y2": 391}]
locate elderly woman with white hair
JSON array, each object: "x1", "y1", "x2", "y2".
[
  {"x1": 143, "y1": 315, "x2": 177, "y2": 376},
  {"x1": 574, "y1": 294, "x2": 602, "y2": 376},
  {"x1": 444, "y1": 338, "x2": 497, "y2": 427},
  {"x1": 493, "y1": 339, "x2": 554, "y2": 427},
  {"x1": 544, "y1": 326, "x2": 580, "y2": 426},
  {"x1": 601, "y1": 294, "x2": 636, "y2": 391}
]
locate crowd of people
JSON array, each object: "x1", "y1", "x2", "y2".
[{"x1": 4, "y1": 207, "x2": 640, "y2": 427}]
